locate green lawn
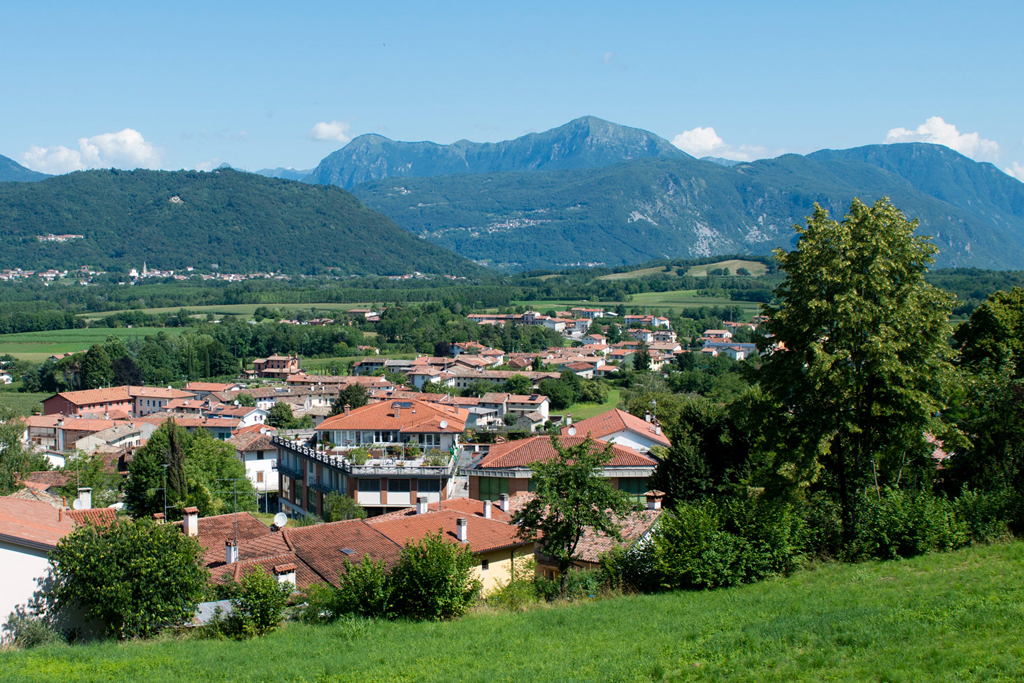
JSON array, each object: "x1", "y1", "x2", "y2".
[
  {"x1": 564, "y1": 388, "x2": 621, "y2": 420},
  {"x1": 3, "y1": 543, "x2": 1023, "y2": 681},
  {"x1": 597, "y1": 265, "x2": 677, "y2": 281},
  {"x1": 0, "y1": 328, "x2": 185, "y2": 362},
  {"x1": 0, "y1": 391, "x2": 48, "y2": 416}
]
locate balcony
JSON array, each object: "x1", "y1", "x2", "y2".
[
  {"x1": 274, "y1": 463, "x2": 302, "y2": 480},
  {"x1": 273, "y1": 436, "x2": 458, "y2": 478}
]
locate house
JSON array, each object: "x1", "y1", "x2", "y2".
[
  {"x1": 204, "y1": 404, "x2": 268, "y2": 428},
  {"x1": 702, "y1": 329, "x2": 733, "y2": 342},
  {"x1": 227, "y1": 429, "x2": 278, "y2": 495},
  {"x1": 562, "y1": 362, "x2": 596, "y2": 379},
  {"x1": 701, "y1": 341, "x2": 758, "y2": 360},
  {"x1": 187, "y1": 499, "x2": 530, "y2": 595},
  {"x1": 582, "y1": 333, "x2": 607, "y2": 346},
  {"x1": 42, "y1": 387, "x2": 135, "y2": 417},
  {"x1": 249, "y1": 354, "x2": 301, "y2": 379},
  {"x1": 0, "y1": 495, "x2": 115, "y2": 624},
  {"x1": 0, "y1": 372, "x2": 12, "y2": 385},
  {"x1": 628, "y1": 329, "x2": 655, "y2": 344},
  {"x1": 653, "y1": 330, "x2": 678, "y2": 343},
  {"x1": 465, "y1": 435, "x2": 657, "y2": 503},
  {"x1": 275, "y1": 400, "x2": 468, "y2": 516},
  {"x1": 561, "y1": 409, "x2": 670, "y2": 453},
  {"x1": 184, "y1": 382, "x2": 244, "y2": 400},
  {"x1": 570, "y1": 307, "x2": 606, "y2": 320},
  {"x1": 73, "y1": 421, "x2": 159, "y2": 454},
  {"x1": 131, "y1": 386, "x2": 197, "y2": 416}
]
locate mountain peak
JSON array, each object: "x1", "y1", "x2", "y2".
[
  {"x1": 305, "y1": 117, "x2": 686, "y2": 189},
  {"x1": 0, "y1": 154, "x2": 50, "y2": 183}
]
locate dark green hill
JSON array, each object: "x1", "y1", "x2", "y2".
[
  {"x1": 0, "y1": 154, "x2": 49, "y2": 182},
  {"x1": 351, "y1": 144, "x2": 1024, "y2": 271},
  {"x1": 0, "y1": 168, "x2": 484, "y2": 276},
  {"x1": 305, "y1": 116, "x2": 687, "y2": 189}
]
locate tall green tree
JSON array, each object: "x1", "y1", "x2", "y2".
[
  {"x1": 754, "y1": 198, "x2": 955, "y2": 543},
  {"x1": 80, "y1": 344, "x2": 113, "y2": 389},
  {"x1": 513, "y1": 436, "x2": 633, "y2": 591},
  {"x1": 0, "y1": 407, "x2": 50, "y2": 495},
  {"x1": 632, "y1": 341, "x2": 652, "y2": 372}
]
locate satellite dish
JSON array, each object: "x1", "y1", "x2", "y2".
[
  {"x1": 567, "y1": 426, "x2": 577, "y2": 436},
  {"x1": 439, "y1": 420, "x2": 448, "y2": 430},
  {"x1": 72, "y1": 498, "x2": 84, "y2": 510},
  {"x1": 273, "y1": 512, "x2": 288, "y2": 528}
]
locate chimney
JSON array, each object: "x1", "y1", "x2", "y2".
[
  {"x1": 393, "y1": 404, "x2": 400, "y2": 419},
  {"x1": 484, "y1": 500, "x2": 492, "y2": 519},
  {"x1": 183, "y1": 506, "x2": 199, "y2": 537},
  {"x1": 645, "y1": 412, "x2": 652, "y2": 423},
  {"x1": 274, "y1": 563, "x2": 297, "y2": 586},
  {"x1": 499, "y1": 493, "x2": 509, "y2": 513},
  {"x1": 225, "y1": 539, "x2": 239, "y2": 564},
  {"x1": 77, "y1": 487, "x2": 92, "y2": 510},
  {"x1": 565, "y1": 414, "x2": 572, "y2": 426},
  {"x1": 344, "y1": 404, "x2": 351, "y2": 416},
  {"x1": 456, "y1": 517, "x2": 468, "y2": 543},
  {"x1": 152, "y1": 512, "x2": 165, "y2": 524},
  {"x1": 645, "y1": 490, "x2": 665, "y2": 511},
  {"x1": 416, "y1": 496, "x2": 429, "y2": 514}
]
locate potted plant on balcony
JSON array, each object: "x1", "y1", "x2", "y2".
[{"x1": 349, "y1": 447, "x2": 369, "y2": 466}]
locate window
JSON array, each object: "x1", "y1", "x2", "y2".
[
  {"x1": 358, "y1": 479, "x2": 381, "y2": 492},
  {"x1": 418, "y1": 433, "x2": 440, "y2": 446},
  {"x1": 619, "y1": 477, "x2": 649, "y2": 503},
  {"x1": 418, "y1": 478, "x2": 441, "y2": 493},
  {"x1": 528, "y1": 478, "x2": 537, "y2": 493},
  {"x1": 388, "y1": 479, "x2": 411, "y2": 493},
  {"x1": 256, "y1": 450, "x2": 264, "y2": 460},
  {"x1": 481, "y1": 559, "x2": 489, "y2": 571},
  {"x1": 294, "y1": 480, "x2": 303, "y2": 504},
  {"x1": 256, "y1": 471, "x2": 264, "y2": 483},
  {"x1": 478, "y1": 477, "x2": 509, "y2": 502}
]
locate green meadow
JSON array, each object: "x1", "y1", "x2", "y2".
[
  {"x1": 3, "y1": 542, "x2": 1021, "y2": 682},
  {"x1": 0, "y1": 328, "x2": 185, "y2": 362},
  {"x1": 78, "y1": 303, "x2": 375, "y2": 322}
]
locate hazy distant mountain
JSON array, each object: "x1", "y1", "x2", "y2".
[
  {"x1": 0, "y1": 168, "x2": 484, "y2": 276},
  {"x1": 0, "y1": 154, "x2": 49, "y2": 182},
  {"x1": 351, "y1": 142, "x2": 1024, "y2": 271},
  {"x1": 256, "y1": 167, "x2": 313, "y2": 181},
  {"x1": 701, "y1": 156, "x2": 742, "y2": 167},
  {"x1": 305, "y1": 116, "x2": 688, "y2": 189}
]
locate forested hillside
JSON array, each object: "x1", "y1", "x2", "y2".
[
  {"x1": 352, "y1": 143, "x2": 1024, "y2": 270},
  {"x1": 0, "y1": 154, "x2": 48, "y2": 183},
  {"x1": 0, "y1": 168, "x2": 484, "y2": 276}
]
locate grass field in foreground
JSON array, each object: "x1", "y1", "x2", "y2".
[
  {"x1": 4, "y1": 543, "x2": 1022, "y2": 682},
  {"x1": 0, "y1": 328, "x2": 185, "y2": 362}
]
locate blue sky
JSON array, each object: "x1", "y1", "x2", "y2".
[{"x1": 3, "y1": 0, "x2": 1022, "y2": 179}]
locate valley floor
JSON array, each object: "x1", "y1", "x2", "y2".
[{"x1": 2, "y1": 542, "x2": 1022, "y2": 682}]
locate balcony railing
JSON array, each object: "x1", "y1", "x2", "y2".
[
  {"x1": 273, "y1": 436, "x2": 457, "y2": 478},
  {"x1": 274, "y1": 463, "x2": 302, "y2": 480}
]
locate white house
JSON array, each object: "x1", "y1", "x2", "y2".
[
  {"x1": 227, "y1": 430, "x2": 278, "y2": 495},
  {"x1": 561, "y1": 408, "x2": 670, "y2": 453}
]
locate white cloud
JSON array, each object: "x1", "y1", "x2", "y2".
[
  {"x1": 309, "y1": 120, "x2": 352, "y2": 143},
  {"x1": 1005, "y1": 162, "x2": 1024, "y2": 182},
  {"x1": 20, "y1": 128, "x2": 161, "y2": 174},
  {"x1": 884, "y1": 116, "x2": 999, "y2": 161},
  {"x1": 603, "y1": 51, "x2": 614, "y2": 64},
  {"x1": 671, "y1": 126, "x2": 772, "y2": 161}
]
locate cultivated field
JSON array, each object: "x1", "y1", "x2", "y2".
[
  {"x1": 686, "y1": 259, "x2": 768, "y2": 277},
  {"x1": 3, "y1": 542, "x2": 1021, "y2": 681},
  {"x1": 79, "y1": 303, "x2": 374, "y2": 322},
  {"x1": 0, "y1": 328, "x2": 186, "y2": 362},
  {"x1": 0, "y1": 391, "x2": 48, "y2": 415},
  {"x1": 597, "y1": 265, "x2": 677, "y2": 281}
]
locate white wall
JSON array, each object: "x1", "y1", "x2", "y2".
[
  {"x1": 0, "y1": 541, "x2": 50, "y2": 626},
  {"x1": 602, "y1": 429, "x2": 664, "y2": 453},
  {"x1": 243, "y1": 450, "x2": 279, "y2": 493}
]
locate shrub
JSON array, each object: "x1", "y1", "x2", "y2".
[
  {"x1": 852, "y1": 489, "x2": 970, "y2": 560},
  {"x1": 953, "y1": 488, "x2": 1011, "y2": 543},
  {"x1": 485, "y1": 558, "x2": 539, "y2": 611},
  {"x1": 390, "y1": 531, "x2": 480, "y2": 620},
  {"x1": 599, "y1": 543, "x2": 660, "y2": 594},
  {"x1": 229, "y1": 567, "x2": 291, "y2": 638},
  {"x1": 651, "y1": 496, "x2": 803, "y2": 591},
  {"x1": 333, "y1": 556, "x2": 394, "y2": 620},
  {"x1": 2, "y1": 615, "x2": 63, "y2": 649}
]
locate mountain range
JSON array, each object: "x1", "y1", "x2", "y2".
[
  {"x1": 0, "y1": 169, "x2": 483, "y2": 276},
  {"x1": 4, "y1": 117, "x2": 1024, "y2": 272},
  {"x1": 294, "y1": 117, "x2": 1023, "y2": 270}
]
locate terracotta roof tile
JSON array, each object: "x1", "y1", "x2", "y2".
[
  {"x1": 0, "y1": 497, "x2": 77, "y2": 549},
  {"x1": 282, "y1": 520, "x2": 404, "y2": 586},
  {"x1": 561, "y1": 409, "x2": 671, "y2": 448},
  {"x1": 66, "y1": 508, "x2": 118, "y2": 526},
  {"x1": 317, "y1": 399, "x2": 467, "y2": 434},
  {"x1": 367, "y1": 509, "x2": 525, "y2": 554},
  {"x1": 475, "y1": 435, "x2": 656, "y2": 469}
]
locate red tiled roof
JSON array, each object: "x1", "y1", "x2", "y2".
[
  {"x1": 23, "y1": 471, "x2": 72, "y2": 488},
  {"x1": 282, "y1": 520, "x2": 404, "y2": 586},
  {"x1": 476, "y1": 435, "x2": 656, "y2": 469},
  {"x1": 372, "y1": 498, "x2": 513, "y2": 523},
  {"x1": 316, "y1": 399, "x2": 467, "y2": 434},
  {"x1": 561, "y1": 409, "x2": 671, "y2": 448},
  {"x1": 66, "y1": 507, "x2": 118, "y2": 526},
  {"x1": 574, "y1": 509, "x2": 662, "y2": 564},
  {"x1": 367, "y1": 509, "x2": 525, "y2": 554},
  {"x1": 0, "y1": 497, "x2": 77, "y2": 549},
  {"x1": 47, "y1": 386, "x2": 132, "y2": 406}
]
